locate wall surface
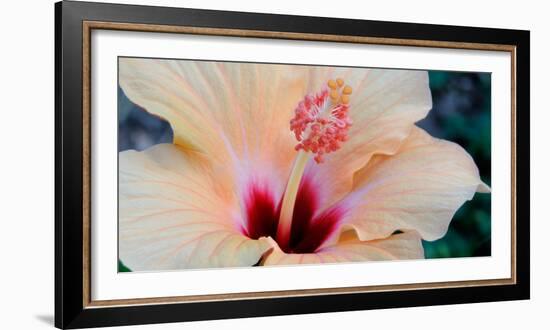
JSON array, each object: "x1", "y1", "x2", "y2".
[{"x1": 0, "y1": 0, "x2": 545, "y2": 329}]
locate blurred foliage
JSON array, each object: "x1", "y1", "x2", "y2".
[
  {"x1": 117, "y1": 70, "x2": 492, "y2": 266},
  {"x1": 118, "y1": 87, "x2": 173, "y2": 152},
  {"x1": 417, "y1": 71, "x2": 491, "y2": 258},
  {"x1": 118, "y1": 260, "x2": 131, "y2": 272}
]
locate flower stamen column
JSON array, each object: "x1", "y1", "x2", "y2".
[{"x1": 276, "y1": 78, "x2": 353, "y2": 249}]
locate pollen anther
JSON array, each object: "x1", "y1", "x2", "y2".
[
  {"x1": 290, "y1": 78, "x2": 353, "y2": 164},
  {"x1": 341, "y1": 95, "x2": 350, "y2": 104}
]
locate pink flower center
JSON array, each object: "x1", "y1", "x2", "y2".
[{"x1": 241, "y1": 78, "x2": 353, "y2": 254}]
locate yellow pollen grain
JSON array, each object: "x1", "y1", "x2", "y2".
[
  {"x1": 330, "y1": 90, "x2": 339, "y2": 100},
  {"x1": 343, "y1": 85, "x2": 353, "y2": 95},
  {"x1": 327, "y1": 79, "x2": 338, "y2": 89},
  {"x1": 341, "y1": 95, "x2": 350, "y2": 104},
  {"x1": 336, "y1": 78, "x2": 344, "y2": 87}
]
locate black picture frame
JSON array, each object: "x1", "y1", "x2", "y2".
[{"x1": 55, "y1": 1, "x2": 530, "y2": 328}]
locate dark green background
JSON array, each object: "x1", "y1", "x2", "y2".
[{"x1": 117, "y1": 70, "x2": 491, "y2": 271}]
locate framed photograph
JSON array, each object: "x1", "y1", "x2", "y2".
[{"x1": 55, "y1": 1, "x2": 530, "y2": 328}]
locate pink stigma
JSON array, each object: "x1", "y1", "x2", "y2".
[{"x1": 290, "y1": 78, "x2": 353, "y2": 163}]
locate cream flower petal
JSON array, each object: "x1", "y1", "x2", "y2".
[
  {"x1": 303, "y1": 68, "x2": 432, "y2": 208},
  {"x1": 339, "y1": 126, "x2": 489, "y2": 243},
  {"x1": 120, "y1": 60, "x2": 432, "y2": 207},
  {"x1": 119, "y1": 58, "x2": 308, "y2": 190},
  {"x1": 262, "y1": 231, "x2": 424, "y2": 265},
  {"x1": 119, "y1": 144, "x2": 272, "y2": 271}
]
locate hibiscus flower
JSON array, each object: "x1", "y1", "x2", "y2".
[{"x1": 118, "y1": 58, "x2": 490, "y2": 270}]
